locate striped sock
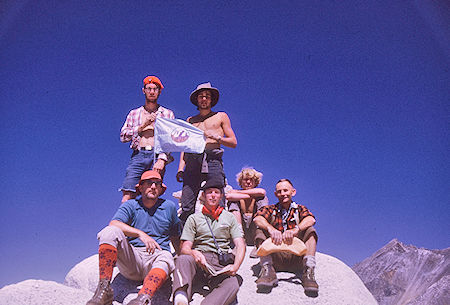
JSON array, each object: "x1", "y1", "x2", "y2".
[
  {"x1": 98, "y1": 244, "x2": 117, "y2": 280},
  {"x1": 139, "y1": 268, "x2": 167, "y2": 297}
]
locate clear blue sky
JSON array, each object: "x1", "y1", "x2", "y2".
[{"x1": 1, "y1": 1, "x2": 449, "y2": 288}]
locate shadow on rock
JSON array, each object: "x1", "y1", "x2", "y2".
[{"x1": 110, "y1": 273, "x2": 172, "y2": 304}]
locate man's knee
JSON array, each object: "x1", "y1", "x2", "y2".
[
  {"x1": 97, "y1": 225, "x2": 125, "y2": 245},
  {"x1": 153, "y1": 250, "x2": 176, "y2": 274},
  {"x1": 175, "y1": 254, "x2": 196, "y2": 268},
  {"x1": 299, "y1": 226, "x2": 318, "y2": 243},
  {"x1": 254, "y1": 227, "x2": 269, "y2": 247}
]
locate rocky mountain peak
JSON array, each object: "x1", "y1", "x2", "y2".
[{"x1": 353, "y1": 239, "x2": 450, "y2": 305}]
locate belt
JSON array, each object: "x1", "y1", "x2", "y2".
[{"x1": 139, "y1": 145, "x2": 153, "y2": 151}]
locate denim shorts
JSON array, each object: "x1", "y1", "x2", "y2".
[{"x1": 119, "y1": 149, "x2": 156, "y2": 193}]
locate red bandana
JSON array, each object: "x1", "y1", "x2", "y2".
[{"x1": 202, "y1": 206, "x2": 224, "y2": 220}]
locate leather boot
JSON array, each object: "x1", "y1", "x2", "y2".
[
  {"x1": 255, "y1": 264, "x2": 278, "y2": 289},
  {"x1": 127, "y1": 293, "x2": 152, "y2": 305},
  {"x1": 86, "y1": 278, "x2": 114, "y2": 305},
  {"x1": 301, "y1": 266, "x2": 319, "y2": 293}
]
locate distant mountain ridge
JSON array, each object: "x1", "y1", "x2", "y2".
[{"x1": 352, "y1": 239, "x2": 450, "y2": 305}]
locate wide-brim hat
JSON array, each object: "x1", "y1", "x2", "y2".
[
  {"x1": 135, "y1": 170, "x2": 167, "y2": 195},
  {"x1": 256, "y1": 237, "x2": 307, "y2": 257},
  {"x1": 190, "y1": 82, "x2": 219, "y2": 107}
]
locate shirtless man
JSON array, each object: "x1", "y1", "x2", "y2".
[
  {"x1": 119, "y1": 76, "x2": 175, "y2": 203},
  {"x1": 177, "y1": 82, "x2": 237, "y2": 224},
  {"x1": 226, "y1": 168, "x2": 268, "y2": 257}
]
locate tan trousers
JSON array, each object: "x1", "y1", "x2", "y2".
[{"x1": 172, "y1": 252, "x2": 239, "y2": 305}]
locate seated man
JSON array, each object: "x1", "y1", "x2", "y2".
[
  {"x1": 226, "y1": 167, "x2": 268, "y2": 256},
  {"x1": 86, "y1": 170, "x2": 181, "y2": 305},
  {"x1": 253, "y1": 179, "x2": 319, "y2": 295},
  {"x1": 172, "y1": 179, "x2": 246, "y2": 305}
]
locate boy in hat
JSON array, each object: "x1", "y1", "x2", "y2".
[
  {"x1": 176, "y1": 82, "x2": 237, "y2": 224},
  {"x1": 172, "y1": 179, "x2": 245, "y2": 305},
  {"x1": 119, "y1": 76, "x2": 175, "y2": 203},
  {"x1": 253, "y1": 179, "x2": 319, "y2": 295},
  {"x1": 86, "y1": 170, "x2": 181, "y2": 305}
]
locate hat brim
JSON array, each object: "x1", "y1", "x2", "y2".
[
  {"x1": 256, "y1": 237, "x2": 307, "y2": 257},
  {"x1": 190, "y1": 88, "x2": 219, "y2": 107}
]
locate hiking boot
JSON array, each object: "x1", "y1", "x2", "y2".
[
  {"x1": 255, "y1": 264, "x2": 278, "y2": 289},
  {"x1": 301, "y1": 266, "x2": 319, "y2": 293},
  {"x1": 86, "y1": 279, "x2": 114, "y2": 305},
  {"x1": 249, "y1": 247, "x2": 258, "y2": 258},
  {"x1": 127, "y1": 293, "x2": 152, "y2": 305}
]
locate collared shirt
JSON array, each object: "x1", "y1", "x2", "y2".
[
  {"x1": 256, "y1": 201, "x2": 315, "y2": 233},
  {"x1": 181, "y1": 210, "x2": 243, "y2": 254},
  {"x1": 120, "y1": 105, "x2": 175, "y2": 150},
  {"x1": 111, "y1": 198, "x2": 182, "y2": 251}
]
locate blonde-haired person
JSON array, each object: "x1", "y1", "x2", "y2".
[{"x1": 226, "y1": 167, "x2": 268, "y2": 257}]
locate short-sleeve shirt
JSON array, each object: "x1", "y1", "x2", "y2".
[
  {"x1": 256, "y1": 202, "x2": 315, "y2": 233},
  {"x1": 181, "y1": 210, "x2": 243, "y2": 253},
  {"x1": 112, "y1": 198, "x2": 181, "y2": 251}
]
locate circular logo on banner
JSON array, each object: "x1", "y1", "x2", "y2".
[{"x1": 171, "y1": 128, "x2": 189, "y2": 143}]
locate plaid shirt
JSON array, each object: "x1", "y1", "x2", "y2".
[
  {"x1": 120, "y1": 105, "x2": 175, "y2": 150},
  {"x1": 256, "y1": 202, "x2": 315, "y2": 232}
]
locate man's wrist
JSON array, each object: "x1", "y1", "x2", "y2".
[{"x1": 158, "y1": 153, "x2": 168, "y2": 162}]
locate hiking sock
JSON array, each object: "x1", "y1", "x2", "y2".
[
  {"x1": 139, "y1": 268, "x2": 167, "y2": 296},
  {"x1": 98, "y1": 244, "x2": 117, "y2": 280},
  {"x1": 303, "y1": 255, "x2": 316, "y2": 269}
]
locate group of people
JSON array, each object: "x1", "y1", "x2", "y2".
[{"x1": 86, "y1": 76, "x2": 319, "y2": 305}]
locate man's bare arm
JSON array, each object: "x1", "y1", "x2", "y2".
[
  {"x1": 233, "y1": 188, "x2": 266, "y2": 197},
  {"x1": 109, "y1": 220, "x2": 161, "y2": 252},
  {"x1": 219, "y1": 112, "x2": 237, "y2": 148},
  {"x1": 180, "y1": 240, "x2": 207, "y2": 269},
  {"x1": 226, "y1": 192, "x2": 250, "y2": 201},
  {"x1": 225, "y1": 237, "x2": 245, "y2": 276},
  {"x1": 298, "y1": 215, "x2": 315, "y2": 231},
  {"x1": 253, "y1": 215, "x2": 283, "y2": 245}
]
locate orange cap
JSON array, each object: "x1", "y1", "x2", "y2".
[
  {"x1": 143, "y1": 76, "x2": 164, "y2": 89},
  {"x1": 135, "y1": 170, "x2": 167, "y2": 195}
]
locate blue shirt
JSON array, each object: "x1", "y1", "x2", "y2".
[{"x1": 112, "y1": 198, "x2": 181, "y2": 251}]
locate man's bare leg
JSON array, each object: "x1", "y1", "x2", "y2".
[
  {"x1": 122, "y1": 191, "x2": 136, "y2": 203},
  {"x1": 304, "y1": 234, "x2": 317, "y2": 257}
]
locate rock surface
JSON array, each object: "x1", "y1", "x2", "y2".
[
  {"x1": 353, "y1": 239, "x2": 450, "y2": 305},
  {"x1": 1, "y1": 247, "x2": 376, "y2": 305},
  {"x1": 0, "y1": 280, "x2": 92, "y2": 305}
]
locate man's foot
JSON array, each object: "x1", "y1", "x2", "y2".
[
  {"x1": 249, "y1": 247, "x2": 258, "y2": 258},
  {"x1": 127, "y1": 293, "x2": 152, "y2": 305},
  {"x1": 301, "y1": 266, "x2": 319, "y2": 294},
  {"x1": 86, "y1": 279, "x2": 114, "y2": 305},
  {"x1": 255, "y1": 264, "x2": 278, "y2": 290},
  {"x1": 173, "y1": 292, "x2": 189, "y2": 305}
]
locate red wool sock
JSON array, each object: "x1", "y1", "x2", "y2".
[
  {"x1": 98, "y1": 244, "x2": 117, "y2": 280},
  {"x1": 139, "y1": 268, "x2": 167, "y2": 297}
]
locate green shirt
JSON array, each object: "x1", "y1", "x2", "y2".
[{"x1": 181, "y1": 210, "x2": 243, "y2": 253}]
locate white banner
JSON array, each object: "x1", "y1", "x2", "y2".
[{"x1": 154, "y1": 117, "x2": 206, "y2": 154}]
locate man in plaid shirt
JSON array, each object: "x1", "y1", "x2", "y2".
[
  {"x1": 253, "y1": 178, "x2": 319, "y2": 295},
  {"x1": 119, "y1": 76, "x2": 175, "y2": 203}
]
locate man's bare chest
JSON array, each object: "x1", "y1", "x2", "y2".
[{"x1": 193, "y1": 116, "x2": 222, "y2": 131}]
